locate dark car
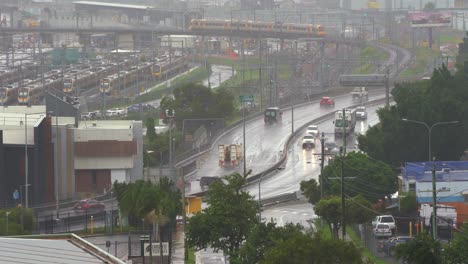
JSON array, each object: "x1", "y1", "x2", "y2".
[
  {"x1": 73, "y1": 199, "x2": 105, "y2": 213},
  {"x1": 264, "y1": 107, "x2": 282, "y2": 125},
  {"x1": 319, "y1": 97, "x2": 335, "y2": 107},
  {"x1": 379, "y1": 236, "x2": 413, "y2": 256}
]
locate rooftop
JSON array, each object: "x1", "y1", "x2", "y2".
[
  {"x1": 403, "y1": 161, "x2": 468, "y2": 182},
  {"x1": 73, "y1": 1, "x2": 153, "y2": 10},
  {"x1": 0, "y1": 234, "x2": 124, "y2": 264}
]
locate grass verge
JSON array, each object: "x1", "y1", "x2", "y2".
[
  {"x1": 134, "y1": 67, "x2": 211, "y2": 104},
  {"x1": 400, "y1": 47, "x2": 439, "y2": 77},
  {"x1": 353, "y1": 46, "x2": 390, "y2": 74},
  {"x1": 187, "y1": 247, "x2": 196, "y2": 264}
]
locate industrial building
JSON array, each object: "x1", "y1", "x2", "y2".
[
  {"x1": 0, "y1": 106, "x2": 143, "y2": 207},
  {"x1": 400, "y1": 161, "x2": 468, "y2": 226}
]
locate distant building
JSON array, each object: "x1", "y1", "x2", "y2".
[
  {"x1": 240, "y1": 0, "x2": 274, "y2": 10},
  {"x1": 400, "y1": 161, "x2": 468, "y2": 226},
  {"x1": 317, "y1": 0, "x2": 340, "y2": 9}
]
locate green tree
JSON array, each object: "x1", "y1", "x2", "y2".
[
  {"x1": 360, "y1": 66, "x2": 468, "y2": 166},
  {"x1": 146, "y1": 117, "x2": 156, "y2": 142},
  {"x1": 399, "y1": 192, "x2": 418, "y2": 215},
  {"x1": 423, "y1": 2, "x2": 436, "y2": 10},
  {"x1": 234, "y1": 222, "x2": 304, "y2": 264},
  {"x1": 261, "y1": 231, "x2": 363, "y2": 264},
  {"x1": 315, "y1": 196, "x2": 342, "y2": 239},
  {"x1": 394, "y1": 233, "x2": 442, "y2": 264},
  {"x1": 186, "y1": 173, "x2": 258, "y2": 260},
  {"x1": 300, "y1": 178, "x2": 321, "y2": 204},
  {"x1": 444, "y1": 224, "x2": 468, "y2": 263},
  {"x1": 160, "y1": 83, "x2": 235, "y2": 128},
  {"x1": 346, "y1": 194, "x2": 376, "y2": 224},
  {"x1": 322, "y1": 152, "x2": 397, "y2": 203}
]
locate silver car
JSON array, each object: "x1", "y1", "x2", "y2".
[{"x1": 356, "y1": 106, "x2": 367, "y2": 120}]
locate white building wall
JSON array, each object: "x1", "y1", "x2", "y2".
[
  {"x1": 74, "y1": 128, "x2": 133, "y2": 142},
  {"x1": 75, "y1": 156, "x2": 134, "y2": 170},
  {"x1": 111, "y1": 169, "x2": 127, "y2": 183}
]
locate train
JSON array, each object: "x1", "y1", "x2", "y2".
[
  {"x1": 151, "y1": 56, "x2": 188, "y2": 78},
  {"x1": 63, "y1": 59, "x2": 145, "y2": 95},
  {"x1": 99, "y1": 56, "x2": 188, "y2": 95},
  {"x1": 0, "y1": 85, "x2": 18, "y2": 105},
  {"x1": 17, "y1": 78, "x2": 62, "y2": 105},
  {"x1": 189, "y1": 19, "x2": 326, "y2": 37}
]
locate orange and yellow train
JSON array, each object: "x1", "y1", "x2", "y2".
[{"x1": 189, "y1": 19, "x2": 326, "y2": 37}]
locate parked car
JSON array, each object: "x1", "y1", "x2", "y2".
[
  {"x1": 111, "y1": 108, "x2": 126, "y2": 116},
  {"x1": 320, "y1": 97, "x2": 335, "y2": 107},
  {"x1": 306, "y1": 125, "x2": 319, "y2": 137},
  {"x1": 73, "y1": 199, "x2": 105, "y2": 213},
  {"x1": 106, "y1": 109, "x2": 117, "y2": 117},
  {"x1": 127, "y1": 104, "x2": 141, "y2": 113},
  {"x1": 373, "y1": 223, "x2": 392, "y2": 238},
  {"x1": 355, "y1": 106, "x2": 367, "y2": 120},
  {"x1": 372, "y1": 215, "x2": 396, "y2": 231},
  {"x1": 302, "y1": 135, "x2": 315, "y2": 149},
  {"x1": 379, "y1": 236, "x2": 413, "y2": 256},
  {"x1": 81, "y1": 112, "x2": 96, "y2": 120}
]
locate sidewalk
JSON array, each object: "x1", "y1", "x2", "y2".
[{"x1": 172, "y1": 224, "x2": 185, "y2": 264}]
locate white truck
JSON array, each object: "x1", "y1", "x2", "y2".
[
  {"x1": 218, "y1": 144, "x2": 243, "y2": 167},
  {"x1": 350, "y1": 87, "x2": 368, "y2": 100},
  {"x1": 419, "y1": 204, "x2": 457, "y2": 229},
  {"x1": 334, "y1": 109, "x2": 357, "y2": 137}
]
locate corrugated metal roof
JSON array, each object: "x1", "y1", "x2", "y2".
[
  {"x1": 0, "y1": 237, "x2": 104, "y2": 263},
  {"x1": 73, "y1": 1, "x2": 153, "y2": 10}
]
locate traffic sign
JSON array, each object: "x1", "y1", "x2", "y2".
[{"x1": 239, "y1": 95, "x2": 254, "y2": 102}]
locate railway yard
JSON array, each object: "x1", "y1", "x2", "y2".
[{"x1": 0, "y1": 36, "x2": 190, "y2": 116}]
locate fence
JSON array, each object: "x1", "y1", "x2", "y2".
[{"x1": 36, "y1": 209, "x2": 119, "y2": 235}]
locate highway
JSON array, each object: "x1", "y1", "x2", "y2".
[
  {"x1": 186, "y1": 90, "x2": 387, "y2": 195},
  {"x1": 247, "y1": 103, "x2": 383, "y2": 200},
  {"x1": 196, "y1": 102, "x2": 386, "y2": 264}
]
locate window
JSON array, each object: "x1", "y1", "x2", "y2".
[{"x1": 409, "y1": 182, "x2": 416, "y2": 192}]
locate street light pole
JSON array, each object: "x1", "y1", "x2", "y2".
[
  {"x1": 401, "y1": 118, "x2": 459, "y2": 240},
  {"x1": 24, "y1": 113, "x2": 28, "y2": 208}
]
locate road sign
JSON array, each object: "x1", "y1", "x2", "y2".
[
  {"x1": 239, "y1": 95, "x2": 254, "y2": 102},
  {"x1": 144, "y1": 242, "x2": 169, "y2": 256}
]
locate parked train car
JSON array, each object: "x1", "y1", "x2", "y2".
[
  {"x1": 17, "y1": 78, "x2": 62, "y2": 105},
  {"x1": 151, "y1": 56, "x2": 188, "y2": 79},
  {"x1": 189, "y1": 19, "x2": 326, "y2": 37},
  {"x1": 99, "y1": 62, "x2": 153, "y2": 95},
  {"x1": 0, "y1": 85, "x2": 18, "y2": 105}
]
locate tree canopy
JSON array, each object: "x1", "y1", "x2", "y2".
[
  {"x1": 359, "y1": 66, "x2": 468, "y2": 166},
  {"x1": 261, "y1": 231, "x2": 363, "y2": 264},
  {"x1": 186, "y1": 173, "x2": 258, "y2": 259},
  {"x1": 160, "y1": 83, "x2": 235, "y2": 127},
  {"x1": 321, "y1": 152, "x2": 397, "y2": 203},
  {"x1": 394, "y1": 233, "x2": 442, "y2": 264}
]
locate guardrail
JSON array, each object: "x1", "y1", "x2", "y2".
[
  {"x1": 174, "y1": 85, "x2": 354, "y2": 168},
  {"x1": 246, "y1": 96, "x2": 390, "y2": 190}
]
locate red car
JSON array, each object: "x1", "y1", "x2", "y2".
[
  {"x1": 73, "y1": 199, "x2": 105, "y2": 213},
  {"x1": 320, "y1": 97, "x2": 335, "y2": 107}
]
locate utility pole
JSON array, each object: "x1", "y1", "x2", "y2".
[
  {"x1": 242, "y1": 101, "x2": 246, "y2": 177},
  {"x1": 320, "y1": 132, "x2": 325, "y2": 199},
  {"x1": 341, "y1": 108, "x2": 346, "y2": 239},
  {"x1": 166, "y1": 109, "x2": 175, "y2": 180},
  {"x1": 432, "y1": 161, "x2": 437, "y2": 240},
  {"x1": 385, "y1": 67, "x2": 390, "y2": 107},
  {"x1": 342, "y1": 108, "x2": 347, "y2": 156}
]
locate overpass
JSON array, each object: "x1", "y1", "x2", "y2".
[{"x1": 0, "y1": 25, "x2": 365, "y2": 47}]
